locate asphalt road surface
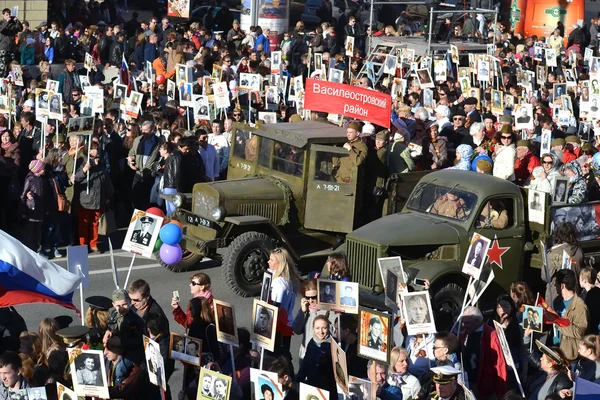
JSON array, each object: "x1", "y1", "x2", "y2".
[{"x1": 14, "y1": 228, "x2": 303, "y2": 397}]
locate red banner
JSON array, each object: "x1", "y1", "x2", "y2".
[{"x1": 304, "y1": 79, "x2": 392, "y2": 128}]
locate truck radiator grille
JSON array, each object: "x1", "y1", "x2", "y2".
[
  {"x1": 193, "y1": 193, "x2": 218, "y2": 218},
  {"x1": 346, "y1": 240, "x2": 382, "y2": 289},
  {"x1": 238, "y1": 203, "x2": 278, "y2": 223}
]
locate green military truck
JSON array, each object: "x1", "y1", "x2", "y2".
[
  {"x1": 159, "y1": 121, "x2": 426, "y2": 296},
  {"x1": 347, "y1": 169, "x2": 600, "y2": 325}
]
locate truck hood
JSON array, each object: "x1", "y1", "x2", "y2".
[{"x1": 347, "y1": 212, "x2": 463, "y2": 246}]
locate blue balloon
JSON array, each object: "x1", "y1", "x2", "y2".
[{"x1": 159, "y1": 223, "x2": 183, "y2": 245}]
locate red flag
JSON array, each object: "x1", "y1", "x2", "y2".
[{"x1": 536, "y1": 295, "x2": 570, "y2": 328}]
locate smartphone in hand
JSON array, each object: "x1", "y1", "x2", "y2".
[
  {"x1": 414, "y1": 278, "x2": 427, "y2": 287},
  {"x1": 173, "y1": 290, "x2": 180, "y2": 302}
]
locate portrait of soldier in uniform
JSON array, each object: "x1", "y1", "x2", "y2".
[{"x1": 130, "y1": 216, "x2": 156, "y2": 246}]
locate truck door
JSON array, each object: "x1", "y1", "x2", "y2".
[
  {"x1": 476, "y1": 195, "x2": 526, "y2": 287},
  {"x1": 304, "y1": 145, "x2": 357, "y2": 233}
]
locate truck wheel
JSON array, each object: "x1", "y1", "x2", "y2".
[
  {"x1": 433, "y1": 283, "x2": 465, "y2": 330},
  {"x1": 157, "y1": 250, "x2": 203, "y2": 272},
  {"x1": 223, "y1": 232, "x2": 276, "y2": 297}
]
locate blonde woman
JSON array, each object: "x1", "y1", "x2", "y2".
[
  {"x1": 388, "y1": 347, "x2": 421, "y2": 400},
  {"x1": 267, "y1": 247, "x2": 300, "y2": 357},
  {"x1": 38, "y1": 318, "x2": 64, "y2": 359}
]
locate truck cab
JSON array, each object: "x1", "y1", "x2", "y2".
[{"x1": 161, "y1": 121, "x2": 364, "y2": 296}]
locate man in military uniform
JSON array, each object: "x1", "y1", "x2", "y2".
[
  {"x1": 130, "y1": 216, "x2": 155, "y2": 246},
  {"x1": 429, "y1": 192, "x2": 470, "y2": 220},
  {"x1": 477, "y1": 200, "x2": 508, "y2": 229},
  {"x1": 367, "y1": 316, "x2": 383, "y2": 350},
  {"x1": 429, "y1": 366, "x2": 465, "y2": 399},
  {"x1": 103, "y1": 289, "x2": 146, "y2": 364},
  {"x1": 332, "y1": 122, "x2": 368, "y2": 184},
  {"x1": 56, "y1": 325, "x2": 90, "y2": 349},
  {"x1": 365, "y1": 130, "x2": 388, "y2": 222}
]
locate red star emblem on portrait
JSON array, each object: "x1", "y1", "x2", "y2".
[{"x1": 487, "y1": 235, "x2": 509, "y2": 269}]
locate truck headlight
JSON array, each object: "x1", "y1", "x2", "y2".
[
  {"x1": 211, "y1": 206, "x2": 226, "y2": 221},
  {"x1": 173, "y1": 194, "x2": 185, "y2": 208}
]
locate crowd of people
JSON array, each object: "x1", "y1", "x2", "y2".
[{"x1": 1, "y1": 0, "x2": 600, "y2": 399}]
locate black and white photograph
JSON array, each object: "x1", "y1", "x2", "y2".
[
  {"x1": 271, "y1": 50, "x2": 282, "y2": 73},
  {"x1": 114, "y1": 83, "x2": 127, "y2": 100},
  {"x1": 345, "y1": 36, "x2": 355, "y2": 57},
  {"x1": 167, "y1": 79, "x2": 176, "y2": 101},
  {"x1": 299, "y1": 383, "x2": 329, "y2": 400},
  {"x1": 562, "y1": 249, "x2": 571, "y2": 270},
  {"x1": 338, "y1": 282, "x2": 359, "y2": 314},
  {"x1": 540, "y1": 129, "x2": 552, "y2": 156},
  {"x1": 27, "y1": 387, "x2": 47, "y2": 400},
  {"x1": 172, "y1": 335, "x2": 202, "y2": 365},
  {"x1": 550, "y1": 205, "x2": 600, "y2": 242},
  {"x1": 553, "y1": 83, "x2": 566, "y2": 102},
  {"x1": 528, "y1": 189, "x2": 545, "y2": 225},
  {"x1": 67, "y1": 117, "x2": 81, "y2": 135},
  {"x1": 239, "y1": 73, "x2": 261, "y2": 91},
  {"x1": 258, "y1": 111, "x2": 277, "y2": 124},
  {"x1": 169, "y1": 332, "x2": 192, "y2": 362},
  {"x1": 69, "y1": 349, "x2": 109, "y2": 398},
  {"x1": 194, "y1": 95, "x2": 210, "y2": 121},
  {"x1": 250, "y1": 368, "x2": 283, "y2": 400},
  {"x1": 551, "y1": 177, "x2": 569, "y2": 205},
  {"x1": 8, "y1": 389, "x2": 27, "y2": 400},
  {"x1": 383, "y1": 54, "x2": 397, "y2": 75},
  {"x1": 79, "y1": 75, "x2": 90, "y2": 89},
  {"x1": 260, "y1": 271, "x2": 272, "y2": 302},
  {"x1": 423, "y1": 89, "x2": 434, "y2": 108},
  {"x1": 545, "y1": 48, "x2": 557, "y2": 67},
  {"x1": 251, "y1": 299, "x2": 277, "y2": 351},
  {"x1": 462, "y1": 233, "x2": 491, "y2": 280},
  {"x1": 265, "y1": 86, "x2": 279, "y2": 111},
  {"x1": 536, "y1": 65, "x2": 546, "y2": 84},
  {"x1": 565, "y1": 68, "x2": 576, "y2": 86},
  {"x1": 144, "y1": 335, "x2": 166, "y2": 390},
  {"x1": 491, "y1": 89, "x2": 503, "y2": 114},
  {"x1": 349, "y1": 376, "x2": 374, "y2": 400},
  {"x1": 331, "y1": 338, "x2": 349, "y2": 396},
  {"x1": 522, "y1": 305, "x2": 543, "y2": 333},
  {"x1": 314, "y1": 53, "x2": 323, "y2": 70},
  {"x1": 358, "y1": 307, "x2": 391, "y2": 363},
  {"x1": 80, "y1": 97, "x2": 94, "y2": 117},
  {"x1": 122, "y1": 209, "x2": 164, "y2": 258},
  {"x1": 12, "y1": 65, "x2": 23, "y2": 86},
  {"x1": 214, "y1": 299, "x2": 238, "y2": 346},
  {"x1": 84, "y1": 52, "x2": 94, "y2": 70},
  {"x1": 35, "y1": 89, "x2": 49, "y2": 115},
  {"x1": 46, "y1": 79, "x2": 59, "y2": 92},
  {"x1": 434, "y1": 59, "x2": 447, "y2": 82},
  {"x1": 533, "y1": 44, "x2": 543, "y2": 60},
  {"x1": 197, "y1": 368, "x2": 232, "y2": 400},
  {"x1": 317, "y1": 279, "x2": 336, "y2": 306},
  {"x1": 384, "y1": 268, "x2": 399, "y2": 311},
  {"x1": 48, "y1": 93, "x2": 63, "y2": 120},
  {"x1": 578, "y1": 122, "x2": 592, "y2": 142},
  {"x1": 590, "y1": 94, "x2": 600, "y2": 114},
  {"x1": 329, "y1": 68, "x2": 344, "y2": 84},
  {"x1": 176, "y1": 64, "x2": 188, "y2": 84},
  {"x1": 179, "y1": 82, "x2": 194, "y2": 107},
  {"x1": 514, "y1": 104, "x2": 534, "y2": 130},
  {"x1": 450, "y1": 44, "x2": 459, "y2": 64},
  {"x1": 292, "y1": 77, "x2": 304, "y2": 96},
  {"x1": 126, "y1": 91, "x2": 142, "y2": 119},
  {"x1": 377, "y1": 256, "x2": 407, "y2": 293},
  {"x1": 416, "y1": 69, "x2": 434, "y2": 89},
  {"x1": 401, "y1": 291, "x2": 436, "y2": 336},
  {"x1": 477, "y1": 59, "x2": 489, "y2": 81}
]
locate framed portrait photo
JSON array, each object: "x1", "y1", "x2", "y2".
[
  {"x1": 383, "y1": 54, "x2": 397, "y2": 75},
  {"x1": 345, "y1": 36, "x2": 355, "y2": 58},
  {"x1": 251, "y1": 299, "x2": 278, "y2": 351},
  {"x1": 377, "y1": 256, "x2": 407, "y2": 293},
  {"x1": 551, "y1": 176, "x2": 569, "y2": 205},
  {"x1": 522, "y1": 305, "x2": 543, "y2": 333},
  {"x1": 401, "y1": 291, "x2": 436, "y2": 336},
  {"x1": 317, "y1": 279, "x2": 337, "y2": 309},
  {"x1": 349, "y1": 376, "x2": 375, "y2": 400},
  {"x1": 68, "y1": 349, "x2": 109, "y2": 399},
  {"x1": 357, "y1": 307, "x2": 391, "y2": 363},
  {"x1": 144, "y1": 335, "x2": 166, "y2": 390},
  {"x1": 27, "y1": 387, "x2": 47, "y2": 400},
  {"x1": 416, "y1": 69, "x2": 434, "y2": 89},
  {"x1": 337, "y1": 281, "x2": 359, "y2": 314},
  {"x1": 169, "y1": 333, "x2": 203, "y2": 366},
  {"x1": 197, "y1": 368, "x2": 233, "y2": 400},
  {"x1": 528, "y1": 189, "x2": 546, "y2": 225},
  {"x1": 462, "y1": 233, "x2": 491, "y2": 280},
  {"x1": 250, "y1": 369, "x2": 283, "y2": 400},
  {"x1": 214, "y1": 299, "x2": 239, "y2": 346},
  {"x1": 122, "y1": 209, "x2": 164, "y2": 258},
  {"x1": 514, "y1": 103, "x2": 534, "y2": 131}
]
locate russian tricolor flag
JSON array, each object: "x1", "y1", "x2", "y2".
[
  {"x1": 0, "y1": 230, "x2": 83, "y2": 312},
  {"x1": 120, "y1": 53, "x2": 130, "y2": 93}
]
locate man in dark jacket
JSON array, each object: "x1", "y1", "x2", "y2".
[
  {"x1": 57, "y1": 59, "x2": 81, "y2": 105},
  {"x1": 98, "y1": 25, "x2": 114, "y2": 65},
  {"x1": 144, "y1": 33, "x2": 159, "y2": 65},
  {"x1": 109, "y1": 32, "x2": 125, "y2": 67},
  {"x1": 178, "y1": 137, "x2": 208, "y2": 192},
  {"x1": 128, "y1": 279, "x2": 170, "y2": 339},
  {"x1": 0, "y1": 9, "x2": 22, "y2": 77}
]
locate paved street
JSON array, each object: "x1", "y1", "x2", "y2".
[{"x1": 13, "y1": 227, "x2": 303, "y2": 397}]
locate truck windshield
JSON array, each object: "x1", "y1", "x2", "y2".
[{"x1": 407, "y1": 182, "x2": 477, "y2": 221}]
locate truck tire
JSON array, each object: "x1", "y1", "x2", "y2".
[
  {"x1": 433, "y1": 283, "x2": 465, "y2": 330},
  {"x1": 157, "y1": 250, "x2": 203, "y2": 272},
  {"x1": 223, "y1": 231, "x2": 277, "y2": 297}
]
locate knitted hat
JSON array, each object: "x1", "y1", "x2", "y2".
[
  {"x1": 29, "y1": 160, "x2": 45, "y2": 174},
  {"x1": 476, "y1": 159, "x2": 493, "y2": 174},
  {"x1": 23, "y1": 99, "x2": 35, "y2": 108}
]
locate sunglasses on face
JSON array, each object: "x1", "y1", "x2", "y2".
[
  {"x1": 543, "y1": 161, "x2": 553, "y2": 164},
  {"x1": 501, "y1": 135, "x2": 512, "y2": 139},
  {"x1": 190, "y1": 281, "x2": 202, "y2": 286}
]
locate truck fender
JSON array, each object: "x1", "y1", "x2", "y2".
[{"x1": 224, "y1": 216, "x2": 300, "y2": 260}]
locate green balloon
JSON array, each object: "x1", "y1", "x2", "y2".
[{"x1": 154, "y1": 237, "x2": 163, "y2": 253}]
